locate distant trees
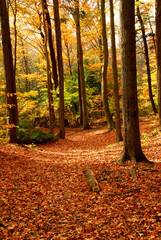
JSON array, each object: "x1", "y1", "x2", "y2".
[
  {"x1": 0, "y1": 0, "x2": 159, "y2": 151},
  {"x1": 136, "y1": 0, "x2": 157, "y2": 114},
  {"x1": 0, "y1": 0, "x2": 18, "y2": 142}
]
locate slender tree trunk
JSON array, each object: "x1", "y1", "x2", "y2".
[
  {"x1": 35, "y1": 2, "x2": 55, "y2": 123},
  {"x1": 144, "y1": 3, "x2": 156, "y2": 52},
  {"x1": 21, "y1": 40, "x2": 30, "y2": 92},
  {"x1": 64, "y1": 40, "x2": 73, "y2": 80},
  {"x1": 78, "y1": 63, "x2": 83, "y2": 125},
  {"x1": 156, "y1": 0, "x2": 161, "y2": 127},
  {"x1": 9, "y1": 0, "x2": 17, "y2": 78},
  {"x1": 75, "y1": 0, "x2": 89, "y2": 129},
  {"x1": 136, "y1": 1, "x2": 157, "y2": 114},
  {"x1": 53, "y1": 0, "x2": 65, "y2": 138},
  {"x1": 118, "y1": 0, "x2": 152, "y2": 165},
  {"x1": 0, "y1": 0, "x2": 18, "y2": 142},
  {"x1": 101, "y1": 0, "x2": 115, "y2": 131},
  {"x1": 43, "y1": 0, "x2": 58, "y2": 91},
  {"x1": 41, "y1": 0, "x2": 54, "y2": 134},
  {"x1": 97, "y1": 1, "x2": 103, "y2": 83},
  {"x1": 109, "y1": 0, "x2": 122, "y2": 142}
]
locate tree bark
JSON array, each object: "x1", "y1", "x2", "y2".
[
  {"x1": 43, "y1": 0, "x2": 58, "y2": 90},
  {"x1": 21, "y1": 40, "x2": 30, "y2": 92},
  {"x1": 75, "y1": 0, "x2": 90, "y2": 130},
  {"x1": 0, "y1": 0, "x2": 18, "y2": 142},
  {"x1": 53, "y1": 0, "x2": 65, "y2": 138},
  {"x1": 78, "y1": 64, "x2": 83, "y2": 126},
  {"x1": 136, "y1": 1, "x2": 157, "y2": 114},
  {"x1": 9, "y1": 0, "x2": 17, "y2": 78},
  {"x1": 118, "y1": 0, "x2": 153, "y2": 165},
  {"x1": 41, "y1": 0, "x2": 54, "y2": 134},
  {"x1": 64, "y1": 39, "x2": 73, "y2": 81},
  {"x1": 101, "y1": 0, "x2": 115, "y2": 131},
  {"x1": 109, "y1": 0, "x2": 123, "y2": 142},
  {"x1": 156, "y1": 0, "x2": 161, "y2": 127}
]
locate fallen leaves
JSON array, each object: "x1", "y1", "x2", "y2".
[{"x1": 0, "y1": 119, "x2": 161, "y2": 239}]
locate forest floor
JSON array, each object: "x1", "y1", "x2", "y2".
[{"x1": 0, "y1": 117, "x2": 161, "y2": 239}]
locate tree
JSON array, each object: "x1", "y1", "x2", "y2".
[
  {"x1": 156, "y1": 0, "x2": 161, "y2": 127},
  {"x1": 136, "y1": 0, "x2": 157, "y2": 114},
  {"x1": 53, "y1": 0, "x2": 65, "y2": 138},
  {"x1": 41, "y1": 0, "x2": 54, "y2": 134},
  {"x1": 109, "y1": 0, "x2": 122, "y2": 142},
  {"x1": 43, "y1": 0, "x2": 58, "y2": 91},
  {"x1": 74, "y1": 0, "x2": 90, "y2": 129},
  {"x1": 9, "y1": 0, "x2": 17, "y2": 78},
  {"x1": 118, "y1": 0, "x2": 152, "y2": 164},
  {"x1": 101, "y1": 0, "x2": 115, "y2": 131},
  {"x1": 0, "y1": 0, "x2": 18, "y2": 142}
]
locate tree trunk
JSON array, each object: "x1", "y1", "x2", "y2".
[
  {"x1": 0, "y1": 0, "x2": 18, "y2": 142},
  {"x1": 109, "y1": 0, "x2": 123, "y2": 142},
  {"x1": 136, "y1": 1, "x2": 157, "y2": 114},
  {"x1": 156, "y1": 0, "x2": 161, "y2": 127},
  {"x1": 118, "y1": 0, "x2": 153, "y2": 165},
  {"x1": 75, "y1": 0, "x2": 90, "y2": 130},
  {"x1": 101, "y1": 0, "x2": 115, "y2": 131},
  {"x1": 9, "y1": 0, "x2": 17, "y2": 78},
  {"x1": 78, "y1": 64, "x2": 83, "y2": 126},
  {"x1": 53, "y1": 0, "x2": 65, "y2": 138},
  {"x1": 41, "y1": 0, "x2": 54, "y2": 134},
  {"x1": 43, "y1": 0, "x2": 58, "y2": 91},
  {"x1": 21, "y1": 40, "x2": 30, "y2": 92},
  {"x1": 64, "y1": 39, "x2": 73, "y2": 81}
]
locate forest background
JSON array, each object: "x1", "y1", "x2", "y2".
[
  {"x1": 1, "y1": 0, "x2": 161, "y2": 239},
  {"x1": 0, "y1": 0, "x2": 158, "y2": 142}
]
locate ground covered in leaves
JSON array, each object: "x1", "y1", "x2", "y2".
[{"x1": 0, "y1": 117, "x2": 161, "y2": 239}]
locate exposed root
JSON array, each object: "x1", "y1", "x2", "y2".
[{"x1": 117, "y1": 152, "x2": 155, "y2": 167}]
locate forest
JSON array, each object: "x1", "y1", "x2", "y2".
[{"x1": 0, "y1": 0, "x2": 161, "y2": 239}]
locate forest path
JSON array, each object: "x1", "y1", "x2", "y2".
[
  {"x1": 1, "y1": 117, "x2": 161, "y2": 164},
  {"x1": 0, "y1": 117, "x2": 161, "y2": 239}
]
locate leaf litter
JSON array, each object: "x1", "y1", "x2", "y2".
[{"x1": 0, "y1": 118, "x2": 161, "y2": 239}]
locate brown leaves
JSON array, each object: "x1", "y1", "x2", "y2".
[{"x1": 0, "y1": 118, "x2": 161, "y2": 239}]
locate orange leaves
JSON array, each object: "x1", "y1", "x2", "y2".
[
  {"x1": 0, "y1": 118, "x2": 161, "y2": 239},
  {"x1": 6, "y1": 93, "x2": 16, "y2": 98}
]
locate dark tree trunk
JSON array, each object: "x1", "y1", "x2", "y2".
[
  {"x1": 78, "y1": 64, "x2": 83, "y2": 126},
  {"x1": 101, "y1": 0, "x2": 115, "y2": 131},
  {"x1": 53, "y1": 0, "x2": 65, "y2": 138},
  {"x1": 156, "y1": 0, "x2": 161, "y2": 127},
  {"x1": 43, "y1": 0, "x2": 58, "y2": 90},
  {"x1": 136, "y1": 1, "x2": 157, "y2": 114},
  {"x1": 109, "y1": 0, "x2": 123, "y2": 142},
  {"x1": 41, "y1": 0, "x2": 54, "y2": 134},
  {"x1": 21, "y1": 40, "x2": 30, "y2": 92},
  {"x1": 75, "y1": 0, "x2": 89, "y2": 129},
  {"x1": 0, "y1": 0, "x2": 18, "y2": 142},
  {"x1": 118, "y1": 0, "x2": 153, "y2": 165},
  {"x1": 9, "y1": 0, "x2": 17, "y2": 78},
  {"x1": 64, "y1": 40, "x2": 73, "y2": 80}
]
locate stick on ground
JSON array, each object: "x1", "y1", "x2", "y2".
[{"x1": 83, "y1": 167, "x2": 100, "y2": 193}]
